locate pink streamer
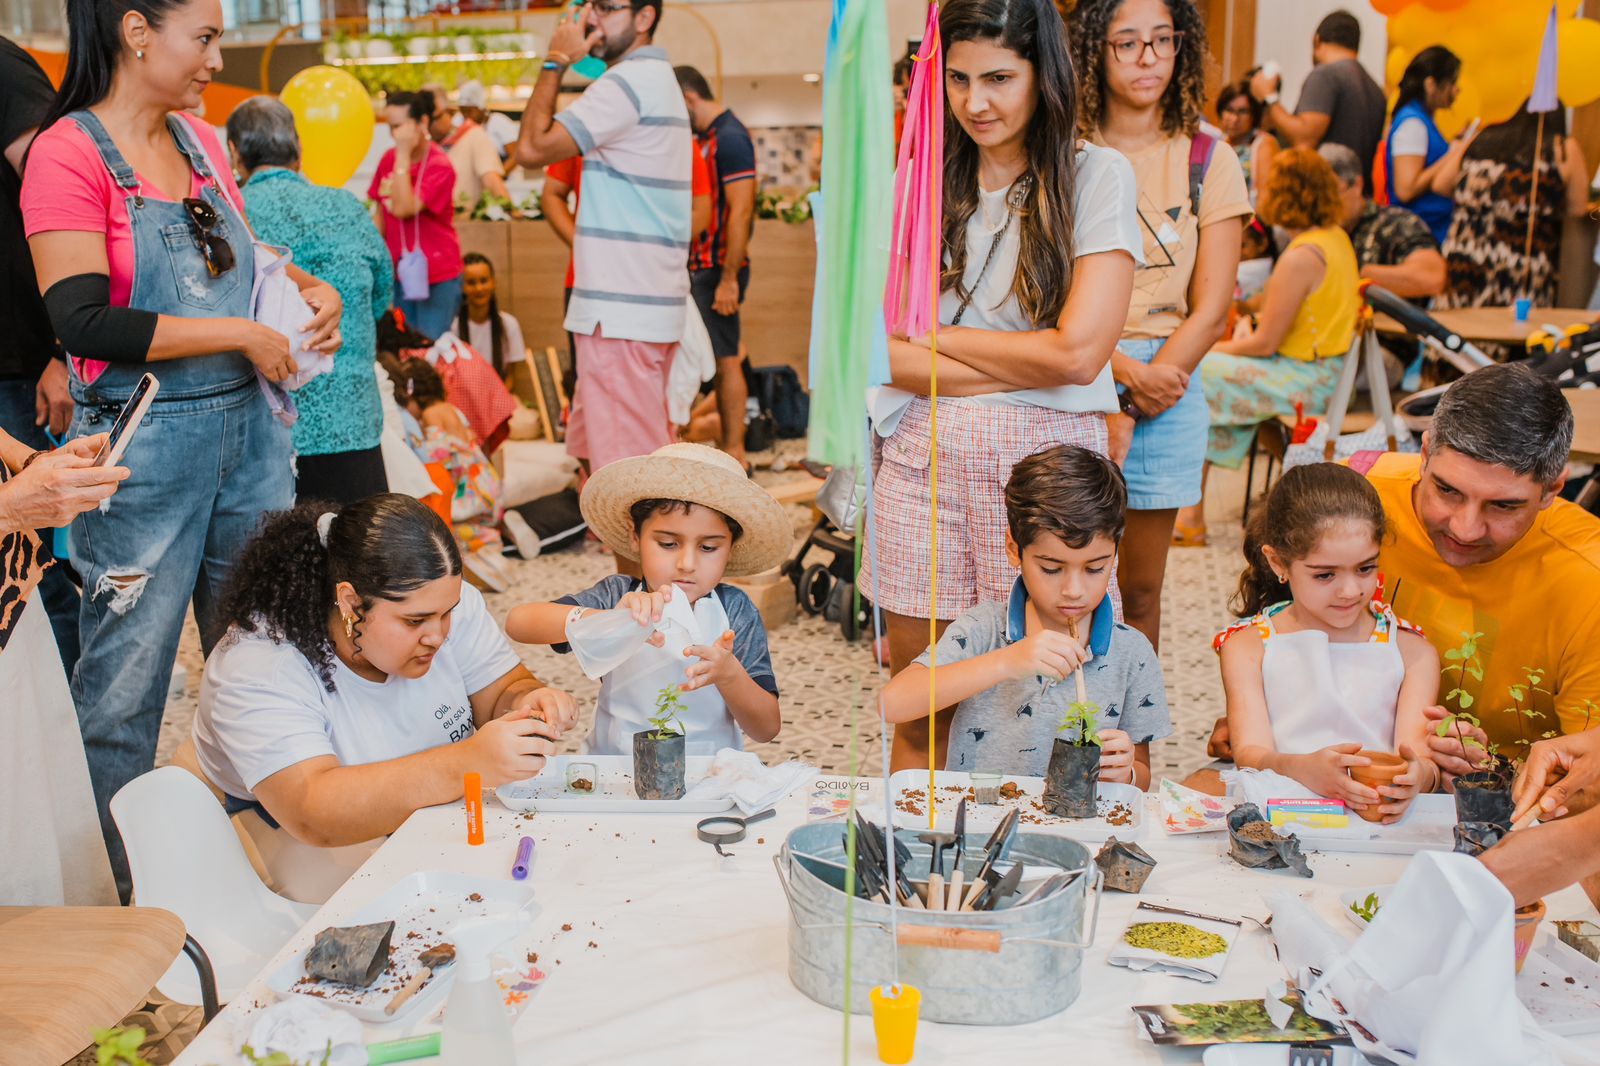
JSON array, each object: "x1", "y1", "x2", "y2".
[{"x1": 883, "y1": 4, "x2": 943, "y2": 339}]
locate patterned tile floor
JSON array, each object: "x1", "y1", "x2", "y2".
[{"x1": 125, "y1": 454, "x2": 1256, "y2": 1063}]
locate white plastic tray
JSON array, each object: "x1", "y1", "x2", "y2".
[
  {"x1": 495, "y1": 755, "x2": 734, "y2": 814},
  {"x1": 266, "y1": 871, "x2": 537, "y2": 1024},
  {"x1": 1280, "y1": 793, "x2": 1455, "y2": 855},
  {"x1": 870, "y1": 770, "x2": 1144, "y2": 842},
  {"x1": 1518, "y1": 929, "x2": 1600, "y2": 1036}
]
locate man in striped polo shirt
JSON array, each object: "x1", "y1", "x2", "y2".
[
  {"x1": 676, "y1": 65, "x2": 757, "y2": 470},
  {"x1": 514, "y1": 0, "x2": 691, "y2": 474}
]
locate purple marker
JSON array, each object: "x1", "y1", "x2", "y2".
[{"x1": 511, "y1": 835, "x2": 535, "y2": 880}]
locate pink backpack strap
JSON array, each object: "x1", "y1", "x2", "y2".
[{"x1": 1188, "y1": 131, "x2": 1218, "y2": 218}]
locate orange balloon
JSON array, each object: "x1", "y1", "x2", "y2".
[
  {"x1": 1420, "y1": 0, "x2": 1471, "y2": 10},
  {"x1": 1372, "y1": 0, "x2": 1415, "y2": 15}
]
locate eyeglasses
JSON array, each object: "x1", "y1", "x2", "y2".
[
  {"x1": 1107, "y1": 31, "x2": 1184, "y2": 65},
  {"x1": 1221, "y1": 104, "x2": 1255, "y2": 117},
  {"x1": 588, "y1": 0, "x2": 634, "y2": 14},
  {"x1": 181, "y1": 197, "x2": 236, "y2": 278}
]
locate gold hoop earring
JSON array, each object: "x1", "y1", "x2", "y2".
[{"x1": 343, "y1": 615, "x2": 355, "y2": 638}]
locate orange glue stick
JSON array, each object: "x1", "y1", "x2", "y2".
[{"x1": 465, "y1": 772, "x2": 484, "y2": 846}]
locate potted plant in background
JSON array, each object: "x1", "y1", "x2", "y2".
[
  {"x1": 1438, "y1": 631, "x2": 1515, "y2": 826},
  {"x1": 634, "y1": 685, "x2": 687, "y2": 800}
]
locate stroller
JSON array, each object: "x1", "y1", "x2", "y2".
[{"x1": 782, "y1": 460, "x2": 874, "y2": 642}]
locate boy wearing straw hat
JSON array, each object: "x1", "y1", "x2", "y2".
[
  {"x1": 507, "y1": 444, "x2": 791, "y2": 755},
  {"x1": 879, "y1": 445, "x2": 1172, "y2": 788}
]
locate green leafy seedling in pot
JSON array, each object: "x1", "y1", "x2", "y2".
[
  {"x1": 1058, "y1": 699, "x2": 1101, "y2": 747},
  {"x1": 649, "y1": 684, "x2": 686, "y2": 741},
  {"x1": 1348, "y1": 892, "x2": 1381, "y2": 923}
]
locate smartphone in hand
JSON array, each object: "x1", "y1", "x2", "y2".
[{"x1": 93, "y1": 372, "x2": 159, "y2": 468}]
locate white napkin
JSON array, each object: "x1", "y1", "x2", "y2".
[
  {"x1": 683, "y1": 748, "x2": 814, "y2": 816},
  {"x1": 1222, "y1": 767, "x2": 1369, "y2": 841},
  {"x1": 1271, "y1": 851, "x2": 1560, "y2": 1066},
  {"x1": 244, "y1": 999, "x2": 365, "y2": 1066}
]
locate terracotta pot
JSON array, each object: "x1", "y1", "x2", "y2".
[
  {"x1": 1514, "y1": 899, "x2": 1547, "y2": 974},
  {"x1": 1347, "y1": 750, "x2": 1407, "y2": 823}
]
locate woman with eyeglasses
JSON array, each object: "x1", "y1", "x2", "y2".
[
  {"x1": 21, "y1": 0, "x2": 344, "y2": 902},
  {"x1": 1215, "y1": 78, "x2": 1276, "y2": 205},
  {"x1": 865, "y1": 0, "x2": 1142, "y2": 773},
  {"x1": 1067, "y1": 0, "x2": 1249, "y2": 641}
]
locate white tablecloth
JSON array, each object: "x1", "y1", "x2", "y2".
[{"x1": 174, "y1": 781, "x2": 1600, "y2": 1064}]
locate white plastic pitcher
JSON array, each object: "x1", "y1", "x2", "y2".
[{"x1": 565, "y1": 590, "x2": 697, "y2": 680}]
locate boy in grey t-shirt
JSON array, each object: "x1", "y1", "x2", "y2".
[{"x1": 882, "y1": 446, "x2": 1172, "y2": 787}]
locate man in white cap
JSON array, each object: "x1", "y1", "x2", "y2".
[
  {"x1": 439, "y1": 82, "x2": 509, "y2": 204},
  {"x1": 458, "y1": 79, "x2": 519, "y2": 164}
]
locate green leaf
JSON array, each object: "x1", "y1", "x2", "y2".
[
  {"x1": 1444, "y1": 649, "x2": 1464, "y2": 660},
  {"x1": 1435, "y1": 721, "x2": 1452, "y2": 737},
  {"x1": 1467, "y1": 665, "x2": 1484, "y2": 682},
  {"x1": 1458, "y1": 692, "x2": 1475, "y2": 709},
  {"x1": 1509, "y1": 686, "x2": 1526, "y2": 702}
]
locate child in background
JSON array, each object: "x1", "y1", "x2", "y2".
[
  {"x1": 458, "y1": 252, "x2": 527, "y2": 389},
  {"x1": 880, "y1": 446, "x2": 1172, "y2": 787},
  {"x1": 381, "y1": 356, "x2": 510, "y2": 591},
  {"x1": 506, "y1": 444, "x2": 792, "y2": 756},
  {"x1": 1215, "y1": 463, "x2": 1439, "y2": 821}
]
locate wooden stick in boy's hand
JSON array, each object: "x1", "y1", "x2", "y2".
[{"x1": 1066, "y1": 618, "x2": 1089, "y2": 705}]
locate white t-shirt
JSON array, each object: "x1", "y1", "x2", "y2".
[
  {"x1": 193, "y1": 583, "x2": 522, "y2": 800},
  {"x1": 1389, "y1": 115, "x2": 1430, "y2": 159},
  {"x1": 465, "y1": 310, "x2": 526, "y2": 368},
  {"x1": 871, "y1": 143, "x2": 1144, "y2": 435}
]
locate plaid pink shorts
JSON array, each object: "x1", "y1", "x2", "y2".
[{"x1": 859, "y1": 398, "x2": 1109, "y2": 619}]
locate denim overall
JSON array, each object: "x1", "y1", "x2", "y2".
[{"x1": 63, "y1": 110, "x2": 293, "y2": 899}]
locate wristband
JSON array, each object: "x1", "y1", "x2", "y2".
[
  {"x1": 19, "y1": 450, "x2": 45, "y2": 471},
  {"x1": 542, "y1": 60, "x2": 564, "y2": 73},
  {"x1": 545, "y1": 50, "x2": 572, "y2": 67},
  {"x1": 564, "y1": 605, "x2": 587, "y2": 633}
]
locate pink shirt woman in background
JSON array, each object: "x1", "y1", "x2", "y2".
[
  {"x1": 370, "y1": 90, "x2": 463, "y2": 342},
  {"x1": 22, "y1": 0, "x2": 343, "y2": 902}
]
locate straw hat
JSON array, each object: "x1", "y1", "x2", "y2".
[{"x1": 579, "y1": 443, "x2": 792, "y2": 577}]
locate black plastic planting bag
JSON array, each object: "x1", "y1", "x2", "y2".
[
  {"x1": 1227, "y1": 803, "x2": 1313, "y2": 878},
  {"x1": 304, "y1": 921, "x2": 395, "y2": 986}
]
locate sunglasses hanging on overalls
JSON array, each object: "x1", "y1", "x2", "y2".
[{"x1": 181, "y1": 196, "x2": 236, "y2": 278}]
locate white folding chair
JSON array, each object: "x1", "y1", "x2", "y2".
[{"x1": 110, "y1": 766, "x2": 318, "y2": 1007}]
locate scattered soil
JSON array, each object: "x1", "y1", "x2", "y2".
[
  {"x1": 998, "y1": 781, "x2": 1025, "y2": 800},
  {"x1": 527, "y1": 952, "x2": 539, "y2": 964},
  {"x1": 587, "y1": 940, "x2": 599, "y2": 949},
  {"x1": 570, "y1": 778, "x2": 594, "y2": 793},
  {"x1": 467, "y1": 893, "x2": 483, "y2": 902},
  {"x1": 1105, "y1": 802, "x2": 1134, "y2": 826},
  {"x1": 561, "y1": 923, "x2": 573, "y2": 932},
  {"x1": 757, "y1": 837, "x2": 765, "y2": 844}
]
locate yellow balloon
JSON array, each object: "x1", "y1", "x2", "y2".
[
  {"x1": 280, "y1": 65, "x2": 374, "y2": 189},
  {"x1": 1557, "y1": 18, "x2": 1600, "y2": 106},
  {"x1": 1386, "y1": 46, "x2": 1414, "y2": 89}
]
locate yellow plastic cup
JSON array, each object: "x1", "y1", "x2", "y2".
[{"x1": 869, "y1": 983, "x2": 921, "y2": 1064}]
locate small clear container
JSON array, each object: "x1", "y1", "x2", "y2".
[
  {"x1": 970, "y1": 770, "x2": 1003, "y2": 805},
  {"x1": 566, "y1": 762, "x2": 598, "y2": 794}
]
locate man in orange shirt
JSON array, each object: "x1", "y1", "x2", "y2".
[{"x1": 1208, "y1": 364, "x2": 1600, "y2": 768}]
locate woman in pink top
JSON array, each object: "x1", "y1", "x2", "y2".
[
  {"x1": 370, "y1": 90, "x2": 464, "y2": 342},
  {"x1": 22, "y1": 0, "x2": 343, "y2": 902}
]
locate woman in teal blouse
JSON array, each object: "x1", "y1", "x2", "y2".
[{"x1": 227, "y1": 97, "x2": 395, "y2": 503}]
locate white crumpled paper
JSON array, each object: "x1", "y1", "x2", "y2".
[
  {"x1": 244, "y1": 999, "x2": 366, "y2": 1066},
  {"x1": 1269, "y1": 850, "x2": 1569, "y2": 1065},
  {"x1": 683, "y1": 748, "x2": 815, "y2": 816}
]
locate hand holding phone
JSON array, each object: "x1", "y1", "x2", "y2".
[
  {"x1": 1459, "y1": 117, "x2": 1483, "y2": 143},
  {"x1": 0, "y1": 436, "x2": 128, "y2": 531},
  {"x1": 94, "y1": 373, "x2": 159, "y2": 468}
]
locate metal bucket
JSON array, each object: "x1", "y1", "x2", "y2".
[{"x1": 774, "y1": 823, "x2": 1102, "y2": 1025}]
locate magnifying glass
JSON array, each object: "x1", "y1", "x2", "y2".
[{"x1": 696, "y1": 808, "x2": 778, "y2": 857}]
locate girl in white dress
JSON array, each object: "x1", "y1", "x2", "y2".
[{"x1": 1215, "y1": 463, "x2": 1439, "y2": 822}]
